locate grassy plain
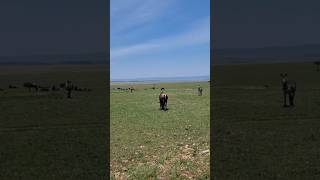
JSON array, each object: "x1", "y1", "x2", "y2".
[
  {"x1": 213, "y1": 62, "x2": 320, "y2": 179},
  {"x1": 111, "y1": 81, "x2": 210, "y2": 179},
  {"x1": 0, "y1": 65, "x2": 108, "y2": 179}
]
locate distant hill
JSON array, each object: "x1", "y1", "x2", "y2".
[
  {"x1": 215, "y1": 44, "x2": 320, "y2": 64},
  {"x1": 0, "y1": 52, "x2": 106, "y2": 65}
]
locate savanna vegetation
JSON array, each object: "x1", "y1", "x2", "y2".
[{"x1": 111, "y1": 81, "x2": 210, "y2": 179}]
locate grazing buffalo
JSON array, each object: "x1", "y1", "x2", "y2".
[
  {"x1": 159, "y1": 88, "x2": 168, "y2": 111},
  {"x1": 198, "y1": 86, "x2": 203, "y2": 96},
  {"x1": 281, "y1": 73, "x2": 296, "y2": 107}
]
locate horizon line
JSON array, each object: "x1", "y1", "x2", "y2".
[{"x1": 111, "y1": 75, "x2": 210, "y2": 81}]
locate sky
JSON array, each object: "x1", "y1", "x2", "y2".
[
  {"x1": 1, "y1": 0, "x2": 320, "y2": 67},
  {"x1": 0, "y1": 0, "x2": 106, "y2": 56},
  {"x1": 214, "y1": 0, "x2": 320, "y2": 49},
  {"x1": 110, "y1": 0, "x2": 210, "y2": 80}
]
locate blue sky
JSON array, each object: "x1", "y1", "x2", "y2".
[{"x1": 111, "y1": 0, "x2": 210, "y2": 79}]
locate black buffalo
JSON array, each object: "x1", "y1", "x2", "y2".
[{"x1": 159, "y1": 88, "x2": 168, "y2": 111}]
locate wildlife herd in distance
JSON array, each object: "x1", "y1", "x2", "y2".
[
  {"x1": 109, "y1": 60, "x2": 318, "y2": 111},
  {"x1": 1, "y1": 80, "x2": 92, "y2": 98},
  {"x1": 110, "y1": 64, "x2": 312, "y2": 110},
  {"x1": 112, "y1": 84, "x2": 205, "y2": 111}
]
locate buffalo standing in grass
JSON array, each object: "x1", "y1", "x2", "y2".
[
  {"x1": 159, "y1": 88, "x2": 168, "y2": 111},
  {"x1": 198, "y1": 86, "x2": 203, "y2": 96},
  {"x1": 281, "y1": 73, "x2": 296, "y2": 107}
]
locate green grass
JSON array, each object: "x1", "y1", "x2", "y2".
[
  {"x1": 213, "y1": 62, "x2": 320, "y2": 179},
  {"x1": 0, "y1": 65, "x2": 108, "y2": 179},
  {"x1": 111, "y1": 81, "x2": 210, "y2": 179}
]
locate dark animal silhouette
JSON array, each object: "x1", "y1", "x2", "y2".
[
  {"x1": 9, "y1": 85, "x2": 18, "y2": 89},
  {"x1": 65, "y1": 80, "x2": 74, "y2": 98},
  {"x1": 61, "y1": 81, "x2": 91, "y2": 95},
  {"x1": 60, "y1": 83, "x2": 66, "y2": 89},
  {"x1": 281, "y1": 73, "x2": 296, "y2": 107},
  {"x1": 24, "y1": 82, "x2": 39, "y2": 92},
  {"x1": 60, "y1": 80, "x2": 75, "y2": 98},
  {"x1": 159, "y1": 88, "x2": 168, "y2": 111},
  {"x1": 198, "y1": 86, "x2": 203, "y2": 96},
  {"x1": 129, "y1": 87, "x2": 135, "y2": 93},
  {"x1": 51, "y1": 85, "x2": 60, "y2": 91},
  {"x1": 59, "y1": 81, "x2": 90, "y2": 98},
  {"x1": 73, "y1": 86, "x2": 81, "y2": 91}
]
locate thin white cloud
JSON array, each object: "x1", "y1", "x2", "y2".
[
  {"x1": 111, "y1": 0, "x2": 174, "y2": 34},
  {"x1": 111, "y1": 16, "x2": 210, "y2": 60},
  {"x1": 111, "y1": 43, "x2": 161, "y2": 58}
]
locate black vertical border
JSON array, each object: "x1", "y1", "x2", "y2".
[{"x1": 105, "y1": 0, "x2": 110, "y2": 178}]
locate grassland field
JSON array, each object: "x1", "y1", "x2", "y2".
[
  {"x1": 2, "y1": 62, "x2": 316, "y2": 179},
  {"x1": 111, "y1": 81, "x2": 210, "y2": 179},
  {"x1": 0, "y1": 65, "x2": 108, "y2": 179},
  {"x1": 213, "y1": 62, "x2": 320, "y2": 179}
]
